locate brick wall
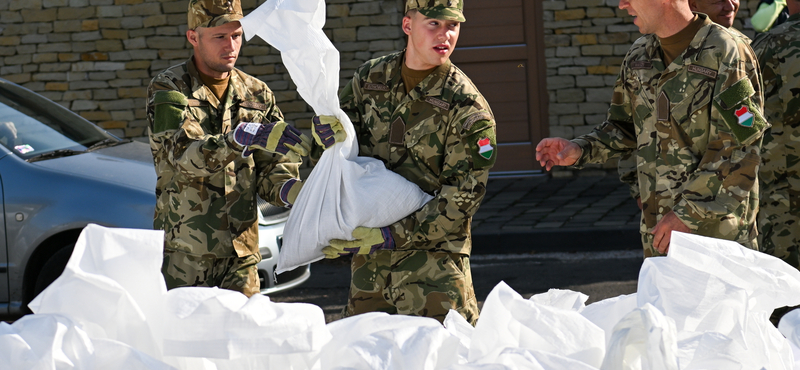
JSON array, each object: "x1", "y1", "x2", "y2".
[
  {"x1": 0, "y1": 0, "x2": 766, "y2": 147},
  {"x1": 0, "y1": 0, "x2": 404, "y2": 138}
]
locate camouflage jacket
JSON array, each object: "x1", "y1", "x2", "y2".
[
  {"x1": 340, "y1": 51, "x2": 497, "y2": 255},
  {"x1": 147, "y1": 57, "x2": 301, "y2": 258},
  {"x1": 573, "y1": 14, "x2": 767, "y2": 255},
  {"x1": 751, "y1": 13, "x2": 800, "y2": 209}
]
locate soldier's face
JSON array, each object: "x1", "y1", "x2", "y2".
[
  {"x1": 689, "y1": 0, "x2": 739, "y2": 28},
  {"x1": 402, "y1": 11, "x2": 461, "y2": 70},
  {"x1": 187, "y1": 21, "x2": 243, "y2": 78},
  {"x1": 619, "y1": 0, "x2": 664, "y2": 35}
]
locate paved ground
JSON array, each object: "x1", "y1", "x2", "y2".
[{"x1": 471, "y1": 171, "x2": 644, "y2": 255}]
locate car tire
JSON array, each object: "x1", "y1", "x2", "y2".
[{"x1": 33, "y1": 243, "x2": 74, "y2": 296}]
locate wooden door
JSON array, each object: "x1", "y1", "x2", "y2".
[{"x1": 451, "y1": 0, "x2": 549, "y2": 174}]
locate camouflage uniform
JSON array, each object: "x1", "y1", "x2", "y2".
[
  {"x1": 616, "y1": 25, "x2": 752, "y2": 202},
  {"x1": 147, "y1": 58, "x2": 300, "y2": 296},
  {"x1": 339, "y1": 51, "x2": 497, "y2": 324},
  {"x1": 572, "y1": 14, "x2": 767, "y2": 257},
  {"x1": 752, "y1": 13, "x2": 800, "y2": 270}
]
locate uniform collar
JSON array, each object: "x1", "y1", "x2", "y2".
[
  {"x1": 682, "y1": 12, "x2": 714, "y2": 64},
  {"x1": 399, "y1": 50, "x2": 453, "y2": 103},
  {"x1": 186, "y1": 56, "x2": 243, "y2": 109}
]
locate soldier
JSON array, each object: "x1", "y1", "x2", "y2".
[
  {"x1": 319, "y1": 0, "x2": 497, "y2": 325},
  {"x1": 146, "y1": 0, "x2": 338, "y2": 296},
  {"x1": 536, "y1": 0, "x2": 767, "y2": 257},
  {"x1": 617, "y1": 0, "x2": 750, "y2": 211},
  {"x1": 751, "y1": 0, "x2": 800, "y2": 271}
]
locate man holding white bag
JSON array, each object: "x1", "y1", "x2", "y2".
[
  {"x1": 319, "y1": 0, "x2": 498, "y2": 325},
  {"x1": 147, "y1": 0, "x2": 344, "y2": 297}
]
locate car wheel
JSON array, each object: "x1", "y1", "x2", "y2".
[{"x1": 33, "y1": 243, "x2": 74, "y2": 296}]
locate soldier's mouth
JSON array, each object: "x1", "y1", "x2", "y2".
[{"x1": 433, "y1": 45, "x2": 449, "y2": 54}]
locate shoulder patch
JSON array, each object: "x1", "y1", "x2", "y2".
[
  {"x1": 425, "y1": 96, "x2": 451, "y2": 110},
  {"x1": 714, "y1": 78, "x2": 767, "y2": 143},
  {"x1": 687, "y1": 65, "x2": 718, "y2": 79},
  {"x1": 363, "y1": 82, "x2": 390, "y2": 91},
  {"x1": 467, "y1": 127, "x2": 497, "y2": 170},
  {"x1": 462, "y1": 111, "x2": 493, "y2": 132},
  {"x1": 240, "y1": 101, "x2": 268, "y2": 111},
  {"x1": 153, "y1": 90, "x2": 188, "y2": 133},
  {"x1": 630, "y1": 61, "x2": 652, "y2": 70}
]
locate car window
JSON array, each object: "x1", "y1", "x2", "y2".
[{"x1": 0, "y1": 84, "x2": 115, "y2": 160}]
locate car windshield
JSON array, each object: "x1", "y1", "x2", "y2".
[{"x1": 0, "y1": 81, "x2": 116, "y2": 161}]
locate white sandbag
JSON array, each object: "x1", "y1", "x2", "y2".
[
  {"x1": 444, "y1": 309, "x2": 474, "y2": 364},
  {"x1": 581, "y1": 293, "x2": 638, "y2": 347},
  {"x1": 778, "y1": 309, "x2": 800, "y2": 370},
  {"x1": 469, "y1": 281, "x2": 605, "y2": 368},
  {"x1": 239, "y1": 0, "x2": 433, "y2": 273},
  {"x1": 528, "y1": 288, "x2": 588, "y2": 312},
  {"x1": 321, "y1": 312, "x2": 460, "y2": 370},
  {"x1": 0, "y1": 314, "x2": 175, "y2": 370},
  {"x1": 162, "y1": 287, "x2": 330, "y2": 364},
  {"x1": 600, "y1": 303, "x2": 679, "y2": 370},
  {"x1": 28, "y1": 224, "x2": 168, "y2": 361},
  {"x1": 637, "y1": 232, "x2": 797, "y2": 369}
]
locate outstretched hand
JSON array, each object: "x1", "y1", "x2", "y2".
[
  {"x1": 535, "y1": 138, "x2": 581, "y2": 171},
  {"x1": 651, "y1": 211, "x2": 691, "y2": 254}
]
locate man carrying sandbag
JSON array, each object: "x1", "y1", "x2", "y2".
[
  {"x1": 318, "y1": 0, "x2": 497, "y2": 325},
  {"x1": 146, "y1": 0, "x2": 338, "y2": 296},
  {"x1": 536, "y1": 0, "x2": 767, "y2": 257}
]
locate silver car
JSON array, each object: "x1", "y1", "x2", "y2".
[{"x1": 0, "y1": 78, "x2": 308, "y2": 318}]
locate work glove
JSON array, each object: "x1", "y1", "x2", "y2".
[
  {"x1": 323, "y1": 226, "x2": 395, "y2": 259},
  {"x1": 279, "y1": 179, "x2": 303, "y2": 208},
  {"x1": 233, "y1": 121, "x2": 311, "y2": 161},
  {"x1": 312, "y1": 115, "x2": 347, "y2": 150}
]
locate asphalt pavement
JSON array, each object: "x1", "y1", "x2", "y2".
[{"x1": 472, "y1": 170, "x2": 643, "y2": 255}]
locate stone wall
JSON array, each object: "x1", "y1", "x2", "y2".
[
  {"x1": 0, "y1": 0, "x2": 404, "y2": 138},
  {"x1": 0, "y1": 0, "x2": 767, "y2": 147}
]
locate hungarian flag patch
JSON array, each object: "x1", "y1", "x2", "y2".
[
  {"x1": 735, "y1": 106, "x2": 754, "y2": 127},
  {"x1": 478, "y1": 137, "x2": 494, "y2": 159}
]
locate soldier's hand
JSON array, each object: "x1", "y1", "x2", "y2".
[
  {"x1": 233, "y1": 121, "x2": 311, "y2": 161},
  {"x1": 651, "y1": 211, "x2": 691, "y2": 254},
  {"x1": 312, "y1": 115, "x2": 347, "y2": 150},
  {"x1": 322, "y1": 226, "x2": 394, "y2": 259},
  {"x1": 535, "y1": 138, "x2": 581, "y2": 171}
]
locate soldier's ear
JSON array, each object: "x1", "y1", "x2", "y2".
[
  {"x1": 402, "y1": 15, "x2": 413, "y2": 36},
  {"x1": 186, "y1": 29, "x2": 200, "y2": 48}
]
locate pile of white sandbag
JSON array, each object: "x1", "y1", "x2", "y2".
[{"x1": 1, "y1": 224, "x2": 799, "y2": 370}]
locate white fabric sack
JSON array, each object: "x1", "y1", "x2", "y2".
[
  {"x1": 779, "y1": 309, "x2": 800, "y2": 370},
  {"x1": 468, "y1": 281, "x2": 605, "y2": 368},
  {"x1": 581, "y1": 293, "x2": 638, "y2": 347},
  {"x1": 28, "y1": 223, "x2": 168, "y2": 361},
  {"x1": 0, "y1": 313, "x2": 176, "y2": 370},
  {"x1": 528, "y1": 288, "x2": 588, "y2": 312},
  {"x1": 444, "y1": 309, "x2": 474, "y2": 364},
  {"x1": 239, "y1": 0, "x2": 433, "y2": 273},
  {"x1": 600, "y1": 303, "x2": 679, "y2": 370},
  {"x1": 162, "y1": 287, "x2": 330, "y2": 363},
  {"x1": 320, "y1": 312, "x2": 460, "y2": 370},
  {"x1": 637, "y1": 232, "x2": 800, "y2": 369}
]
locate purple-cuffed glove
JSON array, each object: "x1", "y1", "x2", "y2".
[{"x1": 233, "y1": 121, "x2": 311, "y2": 160}]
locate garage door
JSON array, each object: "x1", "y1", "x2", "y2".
[{"x1": 450, "y1": 0, "x2": 549, "y2": 175}]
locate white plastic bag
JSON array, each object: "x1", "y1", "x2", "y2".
[{"x1": 239, "y1": 0, "x2": 433, "y2": 273}]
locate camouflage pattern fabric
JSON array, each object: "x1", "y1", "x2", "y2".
[
  {"x1": 339, "y1": 51, "x2": 495, "y2": 322},
  {"x1": 405, "y1": 0, "x2": 466, "y2": 22},
  {"x1": 345, "y1": 250, "x2": 479, "y2": 325},
  {"x1": 147, "y1": 57, "x2": 301, "y2": 262},
  {"x1": 188, "y1": 0, "x2": 243, "y2": 29},
  {"x1": 162, "y1": 250, "x2": 261, "y2": 297},
  {"x1": 571, "y1": 14, "x2": 767, "y2": 257},
  {"x1": 616, "y1": 26, "x2": 752, "y2": 202},
  {"x1": 752, "y1": 13, "x2": 800, "y2": 270}
]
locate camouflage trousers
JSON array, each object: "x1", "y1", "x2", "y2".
[
  {"x1": 758, "y1": 185, "x2": 800, "y2": 270},
  {"x1": 344, "y1": 250, "x2": 479, "y2": 325},
  {"x1": 161, "y1": 250, "x2": 262, "y2": 297}
]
